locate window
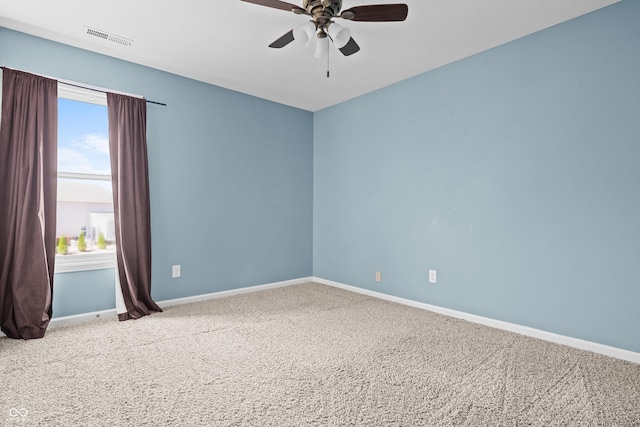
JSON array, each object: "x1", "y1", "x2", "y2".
[{"x1": 55, "y1": 85, "x2": 115, "y2": 273}]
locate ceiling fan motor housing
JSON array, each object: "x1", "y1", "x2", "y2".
[{"x1": 303, "y1": 0, "x2": 343, "y2": 33}]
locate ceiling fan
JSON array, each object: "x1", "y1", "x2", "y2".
[{"x1": 240, "y1": 0, "x2": 408, "y2": 57}]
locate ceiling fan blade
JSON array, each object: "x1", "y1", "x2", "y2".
[
  {"x1": 269, "y1": 30, "x2": 295, "y2": 48},
  {"x1": 339, "y1": 37, "x2": 360, "y2": 56},
  {"x1": 341, "y1": 4, "x2": 408, "y2": 22},
  {"x1": 240, "y1": 0, "x2": 304, "y2": 13}
]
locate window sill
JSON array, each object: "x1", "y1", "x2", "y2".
[{"x1": 55, "y1": 250, "x2": 116, "y2": 273}]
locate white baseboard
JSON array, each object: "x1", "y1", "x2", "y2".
[{"x1": 312, "y1": 277, "x2": 640, "y2": 365}]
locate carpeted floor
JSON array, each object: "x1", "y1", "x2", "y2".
[{"x1": 1, "y1": 282, "x2": 639, "y2": 426}]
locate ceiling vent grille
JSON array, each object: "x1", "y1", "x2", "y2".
[{"x1": 86, "y1": 27, "x2": 133, "y2": 47}]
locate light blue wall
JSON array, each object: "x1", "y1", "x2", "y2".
[
  {"x1": 52, "y1": 269, "x2": 116, "y2": 317},
  {"x1": 0, "y1": 28, "x2": 314, "y2": 316},
  {"x1": 314, "y1": 1, "x2": 640, "y2": 353}
]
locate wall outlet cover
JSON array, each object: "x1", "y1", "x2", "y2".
[
  {"x1": 172, "y1": 265, "x2": 181, "y2": 278},
  {"x1": 429, "y1": 269, "x2": 437, "y2": 284}
]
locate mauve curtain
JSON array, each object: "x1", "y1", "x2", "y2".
[
  {"x1": 106, "y1": 92, "x2": 161, "y2": 321},
  {"x1": 0, "y1": 68, "x2": 58, "y2": 339}
]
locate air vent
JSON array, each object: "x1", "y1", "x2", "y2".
[
  {"x1": 86, "y1": 28, "x2": 109, "y2": 40},
  {"x1": 85, "y1": 27, "x2": 133, "y2": 47}
]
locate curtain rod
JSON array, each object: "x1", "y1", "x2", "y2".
[
  {"x1": 60, "y1": 81, "x2": 166, "y2": 106},
  {"x1": 1, "y1": 66, "x2": 167, "y2": 107}
]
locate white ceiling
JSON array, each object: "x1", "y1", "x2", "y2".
[{"x1": 0, "y1": 0, "x2": 619, "y2": 111}]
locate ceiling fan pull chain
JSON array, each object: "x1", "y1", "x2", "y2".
[{"x1": 327, "y1": 39, "x2": 330, "y2": 78}]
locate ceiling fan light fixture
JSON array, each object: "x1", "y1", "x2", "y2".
[
  {"x1": 293, "y1": 21, "x2": 315, "y2": 46},
  {"x1": 313, "y1": 35, "x2": 329, "y2": 59},
  {"x1": 327, "y1": 22, "x2": 351, "y2": 49}
]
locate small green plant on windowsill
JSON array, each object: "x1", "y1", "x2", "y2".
[
  {"x1": 56, "y1": 235, "x2": 68, "y2": 255},
  {"x1": 97, "y1": 232, "x2": 107, "y2": 250},
  {"x1": 77, "y1": 231, "x2": 87, "y2": 252}
]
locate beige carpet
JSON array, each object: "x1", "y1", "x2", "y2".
[{"x1": 1, "y1": 282, "x2": 639, "y2": 426}]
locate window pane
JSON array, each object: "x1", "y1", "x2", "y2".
[
  {"x1": 57, "y1": 97, "x2": 114, "y2": 258},
  {"x1": 56, "y1": 178, "x2": 115, "y2": 255},
  {"x1": 58, "y1": 98, "x2": 110, "y2": 175}
]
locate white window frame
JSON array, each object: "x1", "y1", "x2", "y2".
[{"x1": 54, "y1": 84, "x2": 115, "y2": 274}]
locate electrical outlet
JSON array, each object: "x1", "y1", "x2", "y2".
[
  {"x1": 172, "y1": 265, "x2": 181, "y2": 278},
  {"x1": 375, "y1": 272, "x2": 382, "y2": 282},
  {"x1": 429, "y1": 269, "x2": 437, "y2": 284}
]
